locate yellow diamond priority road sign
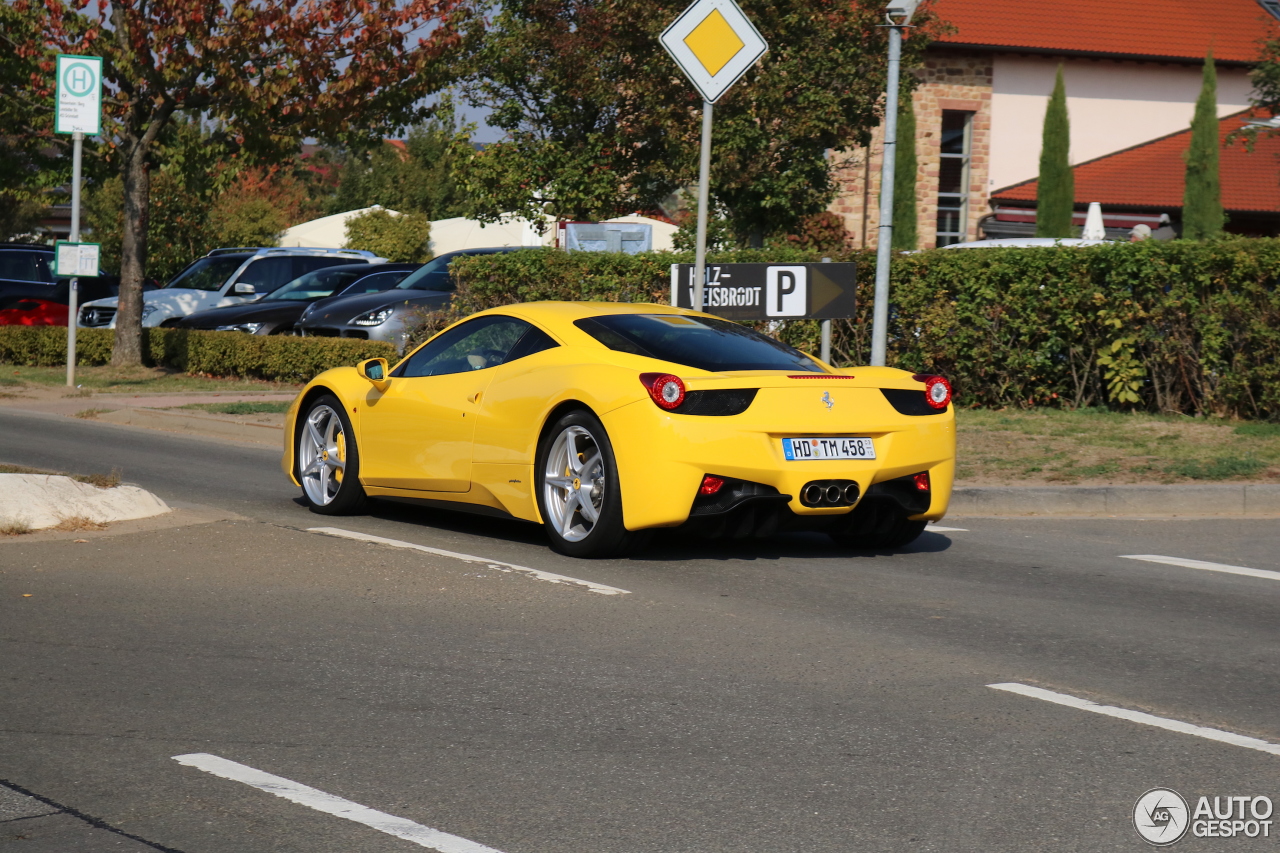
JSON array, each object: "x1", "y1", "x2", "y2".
[{"x1": 661, "y1": 0, "x2": 767, "y2": 104}]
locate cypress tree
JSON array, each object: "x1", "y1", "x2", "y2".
[
  {"x1": 1183, "y1": 51, "x2": 1225, "y2": 239},
  {"x1": 1036, "y1": 66, "x2": 1074, "y2": 238},
  {"x1": 891, "y1": 93, "x2": 918, "y2": 251}
]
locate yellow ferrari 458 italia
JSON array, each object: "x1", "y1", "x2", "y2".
[{"x1": 282, "y1": 301, "x2": 955, "y2": 557}]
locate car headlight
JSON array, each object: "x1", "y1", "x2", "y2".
[
  {"x1": 351, "y1": 306, "x2": 395, "y2": 326},
  {"x1": 140, "y1": 304, "x2": 158, "y2": 320},
  {"x1": 214, "y1": 323, "x2": 263, "y2": 333}
]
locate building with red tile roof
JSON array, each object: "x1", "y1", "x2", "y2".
[
  {"x1": 831, "y1": 0, "x2": 1279, "y2": 248},
  {"x1": 932, "y1": 0, "x2": 1275, "y2": 66},
  {"x1": 989, "y1": 112, "x2": 1280, "y2": 237}
]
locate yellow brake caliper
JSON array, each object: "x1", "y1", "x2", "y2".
[{"x1": 334, "y1": 430, "x2": 346, "y2": 483}]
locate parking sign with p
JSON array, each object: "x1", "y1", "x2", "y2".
[{"x1": 766, "y1": 266, "x2": 807, "y2": 317}]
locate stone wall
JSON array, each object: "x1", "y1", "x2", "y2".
[{"x1": 831, "y1": 49, "x2": 993, "y2": 249}]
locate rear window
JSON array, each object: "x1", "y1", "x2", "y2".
[{"x1": 574, "y1": 314, "x2": 824, "y2": 373}]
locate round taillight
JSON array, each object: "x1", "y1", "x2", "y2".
[
  {"x1": 924, "y1": 375, "x2": 952, "y2": 409},
  {"x1": 640, "y1": 373, "x2": 686, "y2": 410}
]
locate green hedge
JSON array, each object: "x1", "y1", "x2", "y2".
[
  {"x1": 0, "y1": 327, "x2": 396, "y2": 383},
  {"x1": 434, "y1": 241, "x2": 1280, "y2": 420}
]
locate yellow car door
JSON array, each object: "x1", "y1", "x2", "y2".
[{"x1": 359, "y1": 315, "x2": 536, "y2": 492}]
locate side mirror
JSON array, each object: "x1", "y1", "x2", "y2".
[
  {"x1": 357, "y1": 357, "x2": 390, "y2": 390},
  {"x1": 233, "y1": 282, "x2": 257, "y2": 295}
]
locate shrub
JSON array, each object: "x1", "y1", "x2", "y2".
[
  {"x1": 344, "y1": 207, "x2": 432, "y2": 262},
  {"x1": 0, "y1": 327, "x2": 395, "y2": 383}
]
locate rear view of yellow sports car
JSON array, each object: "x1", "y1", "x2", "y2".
[{"x1": 282, "y1": 302, "x2": 956, "y2": 558}]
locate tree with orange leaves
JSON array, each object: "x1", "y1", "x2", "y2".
[{"x1": 11, "y1": 0, "x2": 474, "y2": 364}]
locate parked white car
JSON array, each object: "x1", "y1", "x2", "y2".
[
  {"x1": 78, "y1": 247, "x2": 384, "y2": 329},
  {"x1": 940, "y1": 238, "x2": 1114, "y2": 250}
]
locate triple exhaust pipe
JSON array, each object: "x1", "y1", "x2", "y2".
[{"x1": 800, "y1": 480, "x2": 860, "y2": 508}]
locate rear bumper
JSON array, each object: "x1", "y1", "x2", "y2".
[{"x1": 602, "y1": 399, "x2": 955, "y2": 531}]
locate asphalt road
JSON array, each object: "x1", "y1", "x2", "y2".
[{"x1": 2, "y1": 408, "x2": 1279, "y2": 852}]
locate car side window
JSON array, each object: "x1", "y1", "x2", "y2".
[
  {"x1": 0, "y1": 251, "x2": 51, "y2": 284},
  {"x1": 504, "y1": 325, "x2": 559, "y2": 363},
  {"x1": 235, "y1": 257, "x2": 296, "y2": 293},
  {"x1": 348, "y1": 272, "x2": 403, "y2": 294},
  {"x1": 295, "y1": 257, "x2": 357, "y2": 278},
  {"x1": 395, "y1": 316, "x2": 532, "y2": 378}
]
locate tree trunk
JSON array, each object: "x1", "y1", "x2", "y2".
[{"x1": 112, "y1": 144, "x2": 149, "y2": 366}]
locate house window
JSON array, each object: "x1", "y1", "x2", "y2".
[
  {"x1": 936, "y1": 111, "x2": 973, "y2": 247},
  {"x1": 1260, "y1": 0, "x2": 1280, "y2": 22}
]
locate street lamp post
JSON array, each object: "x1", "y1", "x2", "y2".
[{"x1": 869, "y1": 0, "x2": 920, "y2": 367}]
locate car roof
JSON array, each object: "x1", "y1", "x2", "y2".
[
  {"x1": 476, "y1": 300, "x2": 700, "y2": 327},
  {"x1": 317, "y1": 262, "x2": 419, "y2": 274},
  {"x1": 941, "y1": 238, "x2": 1114, "y2": 249},
  {"x1": 435, "y1": 246, "x2": 528, "y2": 259}
]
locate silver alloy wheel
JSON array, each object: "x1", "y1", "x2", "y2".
[
  {"x1": 299, "y1": 404, "x2": 348, "y2": 506},
  {"x1": 542, "y1": 424, "x2": 605, "y2": 542}
]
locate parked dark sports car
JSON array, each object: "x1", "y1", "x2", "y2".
[
  {"x1": 0, "y1": 243, "x2": 127, "y2": 326},
  {"x1": 176, "y1": 263, "x2": 420, "y2": 335},
  {"x1": 0, "y1": 277, "x2": 125, "y2": 326}
]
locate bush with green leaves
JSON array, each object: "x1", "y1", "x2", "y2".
[
  {"x1": 408, "y1": 239, "x2": 1280, "y2": 420},
  {"x1": 0, "y1": 327, "x2": 395, "y2": 383},
  {"x1": 343, "y1": 208, "x2": 432, "y2": 263}
]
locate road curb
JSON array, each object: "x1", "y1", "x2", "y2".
[
  {"x1": 0, "y1": 473, "x2": 171, "y2": 531},
  {"x1": 950, "y1": 484, "x2": 1280, "y2": 518}
]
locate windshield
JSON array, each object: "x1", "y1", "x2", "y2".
[
  {"x1": 263, "y1": 268, "x2": 365, "y2": 302},
  {"x1": 575, "y1": 314, "x2": 824, "y2": 373},
  {"x1": 394, "y1": 254, "x2": 454, "y2": 291},
  {"x1": 164, "y1": 255, "x2": 247, "y2": 291}
]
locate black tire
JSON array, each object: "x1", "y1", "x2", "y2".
[
  {"x1": 877, "y1": 516, "x2": 928, "y2": 548},
  {"x1": 534, "y1": 410, "x2": 649, "y2": 558},
  {"x1": 297, "y1": 393, "x2": 370, "y2": 515}
]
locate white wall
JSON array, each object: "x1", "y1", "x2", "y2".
[{"x1": 989, "y1": 55, "x2": 1254, "y2": 191}]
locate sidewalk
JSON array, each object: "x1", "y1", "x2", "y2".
[
  {"x1": 2, "y1": 384, "x2": 1277, "y2": 518},
  {"x1": 0, "y1": 383, "x2": 291, "y2": 444}
]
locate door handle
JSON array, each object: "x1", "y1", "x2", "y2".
[{"x1": 467, "y1": 391, "x2": 482, "y2": 403}]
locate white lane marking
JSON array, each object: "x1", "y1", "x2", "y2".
[
  {"x1": 1120, "y1": 554, "x2": 1280, "y2": 583},
  {"x1": 989, "y1": 683, "x2": 1280, "y2": 758},
  {"x1": 173, "y1": 753, "x2": 504, "y2": 853},
  {"x1": 307, "y1": 527, "x2": 631, "y2": 596},
  {"x1": 926, "y1": 525, "x2": 968, "y2": 532}
]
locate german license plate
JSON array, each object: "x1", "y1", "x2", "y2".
[{"x1": 782, "y1": 436, "x2": 876, "y2": 461}]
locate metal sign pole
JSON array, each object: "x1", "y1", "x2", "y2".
[
  {"x1": 66, "y1": 131, "x2": 83, "y2": 387},
  {"x1": 820, "y1": 257, "x2": 832, "y2": 363},
  {"x1": 870, "y1": 22, "x2": 903, "y2": 367},
  {"x1": 692, "y1": 99, "x2": 713, "y2": 312}
]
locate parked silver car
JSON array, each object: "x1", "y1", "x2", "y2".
[{"x1": 296, "y1": 247, "x2": 524, "y2": 349}]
